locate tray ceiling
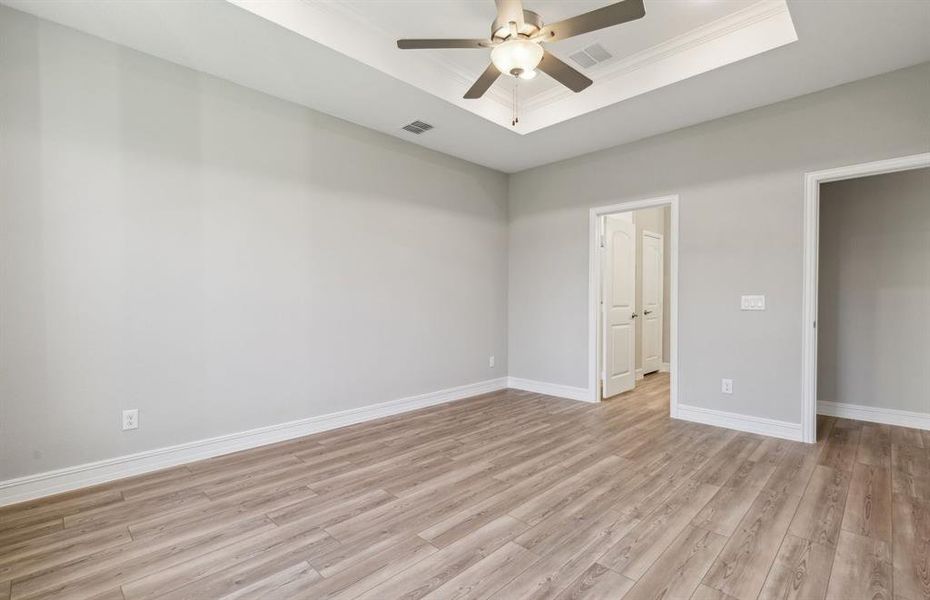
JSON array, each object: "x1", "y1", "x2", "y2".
[
  {"x1": 2, "y1": 0, "x2": 928, "y2": 172},
  {"x1": 234, "y1": 0, "x2": 798, "y2": 133}
]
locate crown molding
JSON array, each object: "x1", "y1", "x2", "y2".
[
  {"x1": 230, "y1": 0, "x2": 797, "y2": 134},
  {"x1": 522, "y1": 0, "x2": 793, "y2": 112}
]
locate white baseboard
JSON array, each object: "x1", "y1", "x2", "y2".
[
  {"x1": 506, "y1": 377, "x2": 595, "y2": 403},
  {"x1": 675, "y1": 403, "x2": 803, "y2": 442},
  {"x1": 659, "y1": 362, "x2": 670, "y2": 373},
  {"x1": 818, "y1": 401, "x2": 930, "y2": 431},
  {"x1": 0, "y1": 377, "x2": 508, "y2": 508}
]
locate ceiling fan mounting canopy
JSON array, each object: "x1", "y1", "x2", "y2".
[
  {"x1": 396, "y1": 0, "x2": 646, "y2": 99},
  {"x1": 491, "y1": 9, "x2": 543, "y2": 41}
]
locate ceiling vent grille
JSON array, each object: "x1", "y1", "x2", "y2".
[
  {"x1": 569, "y1": 43, "x2": 613, "y2": 69},
  {"x1": 401, "y1": 120, "x2": 434, "y2": 135}
]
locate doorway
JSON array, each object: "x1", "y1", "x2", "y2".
[
  {"x1": 801, "y1": 152, "x2": 930, "y2": 443},
  {"x1": 589, "y1": 195, "x2": 679, "y2": 413}
]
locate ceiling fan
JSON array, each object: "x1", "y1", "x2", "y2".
[{"x1": 396, "y1": 0, "x2": 646, "y2": 99}]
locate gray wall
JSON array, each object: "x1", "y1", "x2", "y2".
[
  {"x1": 508, "y1": 62, "x2": 930, "y2": 424},
  {"x1": 0, "y1": 8, "x2": 508, "y2": 480},
  {"x1": 818, "y1": 168, "x2": 930, "y2": 414}
]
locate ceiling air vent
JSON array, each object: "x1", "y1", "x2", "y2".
[
  {"x1": 401, "y1": 120, "x2": 434, "y2": 135},
  {"x1": 569, "y1": 43, "x2": 614, "y2": 69}
]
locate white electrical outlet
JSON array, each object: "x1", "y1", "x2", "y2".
[
  {"x1": 721, "y1": 379, "x2": 733, "y2": 394},
  {"x1": 489, "y1": 355, "x2": 495, "y2": 368},
  {"x1": 122, "y1": 409, "x2": 139, "y2": 431},
  {"x1": 740, "y1": 295, "x2": 766, "y2": 310}
]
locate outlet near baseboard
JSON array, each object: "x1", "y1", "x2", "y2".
[{"x1": 122, "y1": 409, "x2": 139, "y2": 431}]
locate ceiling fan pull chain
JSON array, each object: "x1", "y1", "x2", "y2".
[{"x1": 512, "y1": 79, "x2": 520, "y2": 127}]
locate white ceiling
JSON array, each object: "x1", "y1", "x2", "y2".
[
  {"x1": 270, "y1": 0, "x2": 797, "y2": 133},
  {"x1": 3, "y1": 0, "x2": 929, "y2": 172}
]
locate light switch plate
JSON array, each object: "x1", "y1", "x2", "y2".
[{"x1": 740, "y1": 295, "x2": 766, "y2": 310}]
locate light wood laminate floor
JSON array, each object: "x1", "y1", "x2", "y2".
[{"x1": 1, "y1": 374, "x2": 928, "y2": 600}]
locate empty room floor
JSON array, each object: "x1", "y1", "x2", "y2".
[{"x1": 1, "y1": 374, "x2": 927, "y2": 600}]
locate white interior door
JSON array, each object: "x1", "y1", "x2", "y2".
[
  {"x1": 642, "y1": 231, "x2": 664, "y2": 375},
  {"x1": 602, "y1": 216, "x2": 636, "y2": 398}
]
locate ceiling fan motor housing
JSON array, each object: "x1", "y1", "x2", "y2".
[{"x1": 492, "y1": 10, "x2": 543, "y2": 41}]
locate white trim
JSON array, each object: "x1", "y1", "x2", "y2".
[
  {"x1": 589, "y1": 195, "x2": 679, "y2": 415},
  {"x1": 0, "y1": 377, "x2": 507, "y2": 507},
  {"x1": 677, "y1": 403, "x2": 802, "y2": 442},
  {"x1": 801, "y1": 153, "x2": 930, "y2": 443},
  {"x1": 506, "y1": 377, "x2": 594, "y2": 403},
  {"x1": 818, "y1": 401, "x2": 930, "y2": 431},
  {"x1": 659, "y1": 362, "x2": 671, "y2": 373},
  {"x1": 233, "y1": 0, "x2": 796, "y2": 134}
]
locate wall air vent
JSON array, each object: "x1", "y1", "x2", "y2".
[
  {"x1": 569, "y1": 43, "x2": 614, "y2": 69},
  {"x1": 401, "y1": 120, "x2": 434, "y2": 135}
]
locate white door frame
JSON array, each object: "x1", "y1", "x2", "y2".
[
  {"x1": 800, "y1": 152, "x2": 930, "y2": 443},
  {"x1": 589, "y1": 195, "x2": 679, "y2": 413}
]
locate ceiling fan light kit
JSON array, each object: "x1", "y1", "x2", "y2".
[
  {"x1": 396, "y1": 0, "x2": 646, "y2": 107},
  {"x1": 491, "y1": 39, "x2": 544, "y2": 79}
]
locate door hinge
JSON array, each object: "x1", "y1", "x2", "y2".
[{"x1": 599, "y1": 234, "x2": 606, "y2": 248}]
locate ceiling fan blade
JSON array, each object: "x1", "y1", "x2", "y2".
[
  {"x1": 464, "y1": 63, "x2": 501, "y2": 99},
  {"x1": 541, "y1": 0, "x2": 645, "y2": 43},
  {"x1": 537, "y1": 50, "x2": 593, "y2": 93},
  {"x1": 397, "y1": 39, "x2": 489, "y2": 49},
  {"x1": 494, "y1": 0, "x2": 525, "y2": 31}
]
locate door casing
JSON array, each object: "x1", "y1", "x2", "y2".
[
  {"x1": 589, "y1": 195, "x2": 679, "y2": 413},
  {"x1": 801, "y1": 152, "x2": 930, "y2": 443}
]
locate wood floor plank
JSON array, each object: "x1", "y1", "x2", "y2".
[
  {"x1": 891, "y1": 426, "x2": 925, "y2": 449},
  {"x1": 764, "y1": 445, "x2": 819, "y2": 499},
  {"x1": 622, "y1": 525, "x2": 727, "y2": 600},
  {"x1": 892, "y1": 442, "x2": 930, "y2": 500},
  {"x1": 552, "y1": 562, "x2": 635, "y2": 600},
  {"x1": 0, "y1": 374, "x2": 920, "y2": 600},
  {"x1": 691, "y1": 483, "x2": 765, "y2": 538},
  {"x1": 758, "y1": 534, "x2": 834, "y2": 600},
  {"x1": 420, "y1": 541, "x2": 538, "y2": 600},
  {"x1": 12, "y1": 515, "x2": 276, "y2": 600},
  {"x1": 494, "y1": 511, "x2": 637, "y2": 599},
  {"x1": 0, "y1": 519, "x2": 63, "y2": 547},
  {"x1": 691, "y1": 584, "x2": 739, "y2": 600},
  {"x1": 892, "y1": 493, "x2": 930, "y2": 600},
  {"x1": 825, "y1": 530, "x2": 892, "y2": 600},
  {"x1": 818, "y1": 421, "x2": 861, "y2": 472},
  {"x1": 787, "y1": 465, "x2": 850, "y2": 547},
  {"x1": 352, "y1": 515, "x2": 527, "y2": 600},
  {"x1": 123, "y1": 520, "x2": 338, "y2": 600},
  {"x1": 218, "y1": 561, "x2": 320, "y2": 600},
  {"x1": 299, "y1": 535, "x2": 439, "y2": 600},
  {"x1": 597, "y1": 479, "x2": 720, "y2": 580},
  {"x1": 702, "y1": 488, "x2": 803, "y2": 600},
  {"x1": 842, "y1": 462, "x2": 892, "y2": 542},
  {"x1": 858, "y1": 424, "x2": 893, "y2": 468}
]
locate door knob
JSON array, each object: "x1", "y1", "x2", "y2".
[
  {"x1": 644, "y1": 310, "x2": 652, "y2": 315},
  {"x1": 631, "y1": 313, "x2": 638, "y2": 319}
]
